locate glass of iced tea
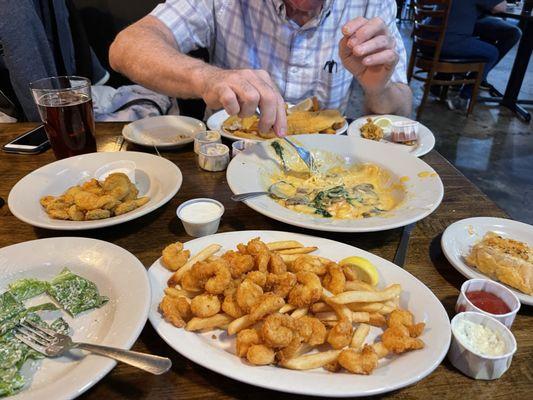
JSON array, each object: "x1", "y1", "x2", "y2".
[{"x1": 30, "y1": 76, "x2": 97, "y2": 159}]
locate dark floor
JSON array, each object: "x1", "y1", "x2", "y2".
[{"x1": 349, "y1": 21, "x2": 533, "y2": 225}]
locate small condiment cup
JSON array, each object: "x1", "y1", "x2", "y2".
[
  {"x1": 448, "y1": 311, "x2": 516, "y2": 380},
  {"x1": 456, "y1": 279, "x2": 520, "y2": 328},
  {"x1": 231, "y1": 140, "x2": 256, "y2": 158},
  {"x1": 94, "y1": 160, "x2": 136, "y2": 183},
  {"x1": 176, "y1": 198, "x2": 224, "y2": 237},
  {"x1": 194, "y1": 130, "x2": 221, "y2": 154},
  {"x1": 198, "y1": 143, "x2": 230, "y2": 172},
  {"x1": 391, "y1": 120, "x2": 418, "y2": 143}
]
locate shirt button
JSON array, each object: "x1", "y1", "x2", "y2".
[{"x1": 291, "y1": 66, "x2": 299, "y2": 73}]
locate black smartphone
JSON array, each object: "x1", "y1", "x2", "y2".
[{"x1": 2, "y1": 125, "x2": 50, "y2": 154}]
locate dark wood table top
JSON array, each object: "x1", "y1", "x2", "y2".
[{"x1": 0, "y1": 122, "x2": 531, "y2": 399}]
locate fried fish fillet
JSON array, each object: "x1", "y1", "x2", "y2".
[{"x1": 465, "y1": 232, "x2": 532, "y2": 295}]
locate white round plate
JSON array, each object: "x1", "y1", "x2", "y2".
[
  {"x1": 207, "y1": 109, "x2": 348, "y2": 143},
  {"x1": 148, "y1": 230, "x2": 450, "y2": 398},
  {"x1": 8, "y1": 151, "x2": 182, "y2": 230},
  {"x1": 0, "y1": 237, "x2": 150, "y2": 400},
  {"x1": 226, "y1": 134, "x2": 443, "y2": 232},
  {"x1": 122, "y1": 116, "x2": 206, "y2": 149},
  {"x1": 441, "y1": 217, "x2": 533, "y2": 305},
  {"x1": 347, "y1": 115, "x2": 435, "y2": 157}
]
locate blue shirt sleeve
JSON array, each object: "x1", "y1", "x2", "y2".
[{"x1": 475, "y1": 0, "x2": 503, "y2": 11}]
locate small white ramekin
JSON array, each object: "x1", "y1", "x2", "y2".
[
  {"x1": 198, "y1": 143, "x2": 230, "y2": 172},
  {"x1": 391, "y1": 120, "x2": 418, "y2": 143},
  {"x1": 194, "y1": 130, "x2": 221, "y2": 154},
  {"x1": 456, "y1": 279, "x2": 520, "y2": 328},
  {"x1": 449, "y1": 311, "x2": 517, "y2": 380},
  {"x1": 176, "y1": 198, "x2": 224, "y2": 237},
  {"x1": 231, "y1": 140, "x2": 256, "y2": 158}
]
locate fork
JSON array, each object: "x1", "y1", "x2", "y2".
[
  {"x1": 282, "y1": 137, "x2": 315, "y2": 172},
  {"x1": 15, "y1": 320, "x2": 172, "y2": 375}
]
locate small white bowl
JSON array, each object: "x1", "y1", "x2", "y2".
[
  {"x1": 198, "y1": 143, "x2": 230, "y2": 171},
  {"x1": 449, "y1": 311, "x2": 517, "y2": 380},
  {"x1": 456, "y1": 279, "x2": 520, "y2": 328},
  {"x1": 391, "y1": 120, "x2": 418, "y2": 143},
  {"x1": 176, "y1": 198, "x2": 224, "y2": 237},
  {"x1": 94, "y1": 160, "x2": 136, "y2": 183},
  {"x1": 194, "y1": 130, "x2": 221, "y2": 154},
  {"x1": 231, "y1": 140, "x2": 256, "y2": 158}
]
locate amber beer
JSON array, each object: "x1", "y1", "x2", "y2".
[{"x1": 31, "y1": 76, "x2": 97, "y2": 159}]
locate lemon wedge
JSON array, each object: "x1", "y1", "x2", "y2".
[
  {"x1": 372, "y1": 117, "x2": 392, "y2": 129},
  {"x1": 339, "y1": 256, "x2": 379, "y2": 286}
]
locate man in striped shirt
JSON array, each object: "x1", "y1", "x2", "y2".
[{"x1": 110, "y1": 0, "x2": 412, "y2": 136}]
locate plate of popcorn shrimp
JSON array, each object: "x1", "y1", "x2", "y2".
[{"x1": 148, "y1": 231, "x2": 450, "y2": 397}]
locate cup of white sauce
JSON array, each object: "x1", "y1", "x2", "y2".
[
  {"x1": 448, "y1": 311, "x2": 516, "y2": 380},
  {"x1": 176, "y1": 198, "x2": 224, "y2": 237}
]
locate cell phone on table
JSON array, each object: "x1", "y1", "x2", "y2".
[{"x1": 2, "y1": 125, "x2": 50, "y2": 154}]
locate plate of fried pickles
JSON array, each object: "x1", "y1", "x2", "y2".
[
  {"x1": 8, "y1": 152, "x2": 182, "y2": 230},
  {"x1": 148, "y1": 231, "x2": 451, "y2": 397},
  {"x1": 207, "y1": 97, "x2": 348, "y2": 142}
]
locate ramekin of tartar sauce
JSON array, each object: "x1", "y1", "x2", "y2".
[
  {"x1": 198, "y1": 143, "x2": 230, "y2": 171},
  {"x1": 176, "y1": 198, "x2": 224, "y2": 237},
  {"x1": 448, "y1": 311, "x2": 516, "y2": 380},
  {"x1": 456, "y1": 279, "x2": 520, "y2": 328},
  {"x1": 194, "y1": 130, "x2": 221, "y2": 154}
]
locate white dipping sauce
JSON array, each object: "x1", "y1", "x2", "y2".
[
  {"x1": 179, "y1": 201, "x2": 222, "y2": 223},
  {"x1": 454, "y1": 319, "x2": 506, "y2": 356}
]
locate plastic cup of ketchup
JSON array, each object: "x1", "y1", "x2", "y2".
[{"x1": 456, "y1": 279, "x2": 520, "y2": 328}]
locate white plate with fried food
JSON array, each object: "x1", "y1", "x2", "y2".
[
  {"x1": 227, "y1": 135, "x2": 443, "y2": 232},
  {"x1": 0, "y1": 237, "x2": 150, "y2": 400},
  {"x1": 122, "y1": 115, "x2": 206, "y2": 149},
  {"x1": 347, "y1": 115, "x2": 435, "y2": 158},
  {"x1": 148, "y1": 231, "x2": 450, "y2": 397},
  {"x1": 442, "y1": 217, "x2": 533, "y2": 305},
  {"x1": 207, "y1": 100, "x2": 348, "y2": 143},
  {"x1": 8, "y1": 151, "x2": 182, "y2": 230}
]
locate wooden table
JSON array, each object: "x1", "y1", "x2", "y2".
[{"x1": 0, "y1": 123, "x2": 531, "y2": 399}]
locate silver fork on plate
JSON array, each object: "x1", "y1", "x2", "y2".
[
  {"x1": 15, "y1": 320, "x2": 172, "y2": 375},
  {"x1": 282, "y1": 137, "x2": 315, "y2": 172}
]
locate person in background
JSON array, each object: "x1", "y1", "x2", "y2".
[
  {"x1": 109, "y1": 0, "x2": 413, "y2": 137},
  {"x1": 438, "y1": 0, "x2": 521, "y2": 109}
]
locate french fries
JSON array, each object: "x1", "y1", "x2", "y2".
[{"x1": 158, "y1": 237, "x2": 425, "y2": 376}]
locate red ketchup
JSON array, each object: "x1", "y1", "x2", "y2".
[{"x1": 466, "y1": 291, "x2": 511, "y2": 314}]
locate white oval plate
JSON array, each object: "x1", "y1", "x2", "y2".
[
  {"x1": 207, "y1": 109, "x2": 348, "y2": 143},
  {"x1": 1, "y1": 237, "x2": 150, "y2": 400},
  {"x1": 8, "y1": 151, "x2": 182, "y2": 230},
  {"x1": 347, "y1": 115, "x2": 435, "y2": 158},
  {"x1": 122, "y1": 115, "x2": 206, "y2": 149},
  {"x1": 148, "y1": 230, "x2": 450, "y2": 398},
  {"x1": 441, "y1": 217, "x2": 533, "y2": 305},
  {"x1": 226, "y1": 135, "x2": 443, "y2": 232}
]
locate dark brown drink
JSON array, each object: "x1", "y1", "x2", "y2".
[
  {"x1": 30, "y1": 76, "x2": 97, "y2": 159},
  {"x1": 37, "y1": 93, "x2": 97, "y2": 159}
]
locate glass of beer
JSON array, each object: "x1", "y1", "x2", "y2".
[{"x1": 30, "y1": 76, "x2": 97, "y2": 159}]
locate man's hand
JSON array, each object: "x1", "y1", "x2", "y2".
[
  {"x1": 339, "y1": 17, "x2": 399, "y2": 95},
  {"x1": 197, "y1": 67, "x2": 287, "y2": 136}
]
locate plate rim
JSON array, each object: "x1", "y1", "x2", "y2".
[
  {"x1": 148, "y1": 230, "x2": 451, "y2": 397},
  {"x1": 347, "y1": 114, "x2": 435, "y2": 158},
  {"x1": 441, "y1": 216, "x2": 533, "y2": 305},
  {"x1": 226, "y1": 135, "x2": 444, "y2": 232},
  {"x1": 7, "y1": 151, "x2": 182, "y2": 231},
  {"x1": 1, "y1": 236, "x2": 150, "y2": 400},
  {"x1": 206, "y1": 109, "x2": 348, "y2": 143},
  {"x1": 122, "y1": 115, "x2": 206, "y2": 148}
]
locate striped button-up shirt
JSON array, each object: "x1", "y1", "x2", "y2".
[{"x1": 151, "y1": 0, "x2": 407, "y2": 112}]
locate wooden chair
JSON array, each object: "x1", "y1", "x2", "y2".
[{"x1": 407, "y1": 0, "x2": 486, "y2": 118}]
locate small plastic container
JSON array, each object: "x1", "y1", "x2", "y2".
[
  {"x1": 449, "y1": 311, "x2": 516, "y2": 380},
  {"x1": 94, "y1": 160, "x2": 136, "y2": 183},
  {"x1": 198, "y1": 143, "x2": 230, "y2": 171},
  {"x1": 231, "y1": 140, "x2": 255, "y2": 158},
  {"x1": 391, "y1": 120, "x2": 419, "y2": 143},
  {"x1": 176, "y1": 198, "x2": 224, "y2": 237},
  {"x1": 194, "y1": 130, "x2": 221, "y2": 154},
  {"x1": 456, "y1": 279, "x2": 520, "y2": 328}
]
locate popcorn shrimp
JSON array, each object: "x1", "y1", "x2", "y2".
[
  {"x1": 288, "y1": 271, "x2": 322, "y2": 307},
  {"x1": 249, "y1": 293, "x2": 285, "y2": 321},
  {"x1": 338, "y1": 345, "x2": 378, "y2": 375},
  {"x1": 247, "y1": 344, "x2": 275, "y2": 365},
  {"x1": 159, "y1": 295, "x2": 192, "y2": 328},
  {"x1": 261, "y1": 313, "x2": 296, "y2": 348},
  {"x1": 236, "y1": 328, "x2": 262, "y2": 357},
  {"x1": 236, "y1": 279, "x2": 263, "y2": 313},
  {"x1": 327, "y1": 319, "x2": 352, "y2": 349},
  {"x1": 291, "y1": 255, "x2": 327, "y2": 275},
  {"x1": 190, "y1": 294, "x2": 221, "y2": 318},
  {"x1": 265, "y1": 272, "x2": 297, "y2": 298},
  {"x1": 162, "y1": 242, "x2": 190, "y2": 271},
  {"x1": 322, "y1": 262, "x2": 346, "y2": 295}
]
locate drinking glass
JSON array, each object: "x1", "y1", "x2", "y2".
[{"x1": 30, "y1": 76, "x2": 97, "y2": 159}]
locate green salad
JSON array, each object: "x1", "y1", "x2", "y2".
[{"x1": 0, "y1": 269, "x2": 107, "y2": 397}]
